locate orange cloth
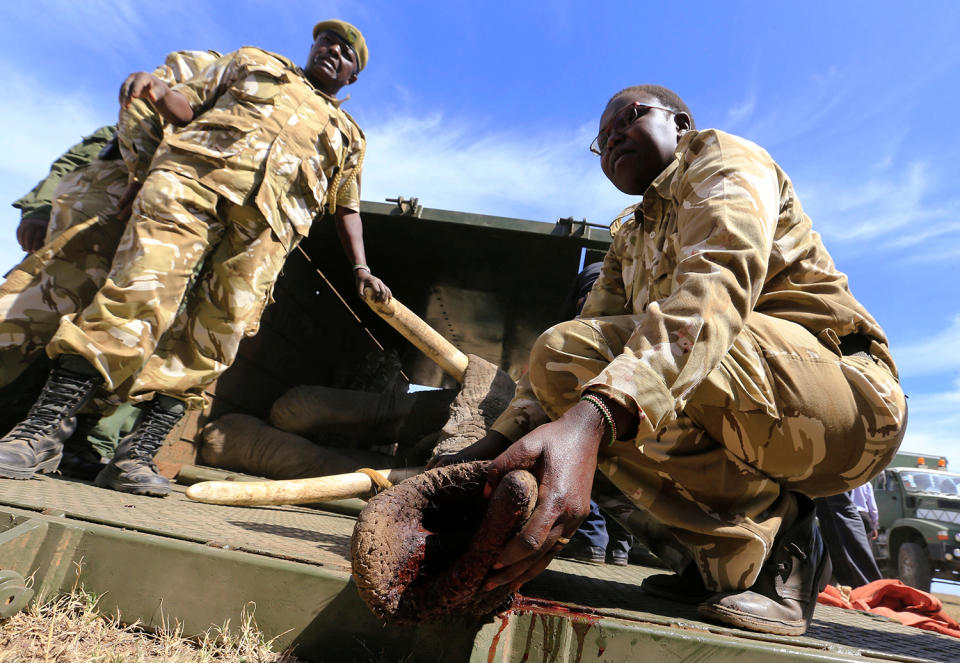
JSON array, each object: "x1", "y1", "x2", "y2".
[{"x1": 818, "y1": 579, "x2": 960, "y2": 638}]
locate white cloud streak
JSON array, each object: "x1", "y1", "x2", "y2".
[
  {"x1": 899, "y1": 377, "x2": 960, "y2": 466},
  {"x1": 892, "y1": 315, "x2": 960, "y2": 464},
  {"x1": 361, "y1": 113, "x2": 635, "y2": 225},
  {"x1": 894, "y1": 314, "x2": 960, "y2": 377}
]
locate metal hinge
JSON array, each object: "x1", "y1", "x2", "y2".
[
  {"x1": 553, "y1": 216, "x2": 609, "y2": 237},
  {"x1": 385, "y1": 196, "x2": 423, "y2": 217}
]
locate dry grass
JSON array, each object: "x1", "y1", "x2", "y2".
[{"x1": 0, "y1": 584, "x2": 304, "y2": 663}]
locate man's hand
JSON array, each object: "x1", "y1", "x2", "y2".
[
  {"x1": 118, "y1": 71, "x2": 194, "y2": 125},
  {"x1": 356, "y1": 269, "x2": 391, "y2": 302},
  {"x1": 16, "y1": 217, "x2": 48, "y2": 253},
  {"x1": 871, "y1": 528, "x2": 879, "y2": 541},
  {"x1": 426, "y1": 431, "x2": 512, "y2": 470},
  {"x1": 480, "y1": 400, "x2": 607, "y2": 592},
  {"x1": 119, "y1": 72, "x2": 170, "y2": 108}
]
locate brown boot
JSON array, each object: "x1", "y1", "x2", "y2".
[{"x1": 698, "y1": 495, "x2": 831, "y2": 636}]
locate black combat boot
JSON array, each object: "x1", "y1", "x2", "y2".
[
  {"x1": 698, "y1": 494, "x2": 831, "y2": 636},
  {"x1": 94, "y1": 395, "x2": 185, "y2": 497},
  {"x1": 58, "y1": 414, "x2": 110, "y2": 481},
  {"x1": 0, "y1": 356, "x2": 103, "y2": 480}
]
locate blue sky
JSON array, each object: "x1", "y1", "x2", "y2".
[{"x1": 1, "y1": 1, "x2": 958, "y2": 466}]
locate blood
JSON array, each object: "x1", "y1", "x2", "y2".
[
  {"x1": 511, "y1": 596, "x2": 602, "y2": 622},
  {"x1": 487, "y1": 613, "x2": 510, "y2": 663},
  {"x1": 507, "y1": 596, "x2": 602, "y2": 663}
]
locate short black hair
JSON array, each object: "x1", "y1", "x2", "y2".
[{"x1": 609, "y1": 84, "x2": 696, "y2": 130}]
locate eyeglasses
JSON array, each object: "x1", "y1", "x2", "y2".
[{"x1": 589, "y1": 102, "x2": 674, "y2": 155}]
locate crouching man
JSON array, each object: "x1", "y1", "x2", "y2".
[{"x1": 462, "y1": 85, "x2": 906, "y2": 636}]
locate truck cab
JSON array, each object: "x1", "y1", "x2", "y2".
[{"x1": 871, "y1": 452, "x2": 960, "y2": 592}]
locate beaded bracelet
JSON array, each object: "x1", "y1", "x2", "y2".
[
  {"x1": 580, "y1": 393, "x2": 617, "y2": 446},
  {"x1": 353, "y1": 264, "x2": 371, "y2": 273}
]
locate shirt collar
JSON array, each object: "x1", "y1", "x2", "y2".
[
  {"x1": 295, "y1": 66, "x2": 348, "y2": 106},
  {"x1": 643, "y1": 130, "x2": 698, "y2": 201}
]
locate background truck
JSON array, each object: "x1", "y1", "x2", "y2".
[{"x1": 871, "y1": 451, "x2": 960, "y2": 592}]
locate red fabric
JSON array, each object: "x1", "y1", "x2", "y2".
[{"x1": 818, "y1": 579, "x2": 960, "y2": 638}]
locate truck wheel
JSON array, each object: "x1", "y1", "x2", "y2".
[{"x1": 897, "y1": 542, "x2": 932, "y2": 592}]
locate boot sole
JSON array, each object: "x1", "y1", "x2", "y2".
[
  {"x1": 0, "y1": 454, "x2": 63, "y2": 480},
  {"x1": 698, "y1": 540, "x2": 833, "y2": 636},
  {"x1": 697, "y1": 603, "x2": 809, "y2": 636},
  {"x1": 93, "y1": 477, "x2": 170, "y2": 497}
]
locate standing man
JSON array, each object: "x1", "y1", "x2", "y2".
[{"x1": 0, "y1": 20, "x2": 390, "y2": 497}]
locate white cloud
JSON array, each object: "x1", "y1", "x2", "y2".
[
  {"x1": 361, "y1": 112, "x2": 635, "y2": 225},
  {"x1": 898, "y1": 378, "x2": 960, "y2": 467},
  {"x1": 0, "y1": 65, "x2": 111, "y2": 273},
  {"x1": 890, "y1": 316, "x2": 960, "y2": 465},
  {"x1": 797, "y1": 158, "x2": 960, "y2": 262},
  {"x1": 726, "y1": 89, "x2": 757, "y2": 127},
  {"x1": 894, "y1": 314, "x2": 960, "y2": 377}
]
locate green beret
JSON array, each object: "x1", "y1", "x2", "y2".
[{"x1": 312, "y1": 19, "x2": 368, "y2": 72}]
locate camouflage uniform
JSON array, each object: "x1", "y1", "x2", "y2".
[
  {"x1": 48, "y1": 47, "x2": 365, "y2": 409},
  {"x1": 12, "y1": 126, "x2": 117, "y2": 236},
  {"x1": 0, "y1": 51, "x2": 220, "y2": 390},
  {"x1": 492, "y1": 129, "x2": 907, "y2": 593}
]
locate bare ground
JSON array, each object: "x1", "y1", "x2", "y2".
[{"x1": 936, "y1": 591, "x2": 960, "y2": 623}]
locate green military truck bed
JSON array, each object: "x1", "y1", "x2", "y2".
[{"x1": 1, "y1": 474, "x2": 958, "y2": 662}]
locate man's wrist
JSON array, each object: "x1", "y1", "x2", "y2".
[{"x1": 581, "y1": 390, "x2": 638, "y2": 442}]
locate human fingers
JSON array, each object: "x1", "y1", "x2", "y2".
[
  {"x1": 119, "y1": 73, "x2": 136, "y2": 106},
  {"x1": 483, "y1": 437, "x2": 540, "y2": 499},
  {"x1": 484, "y1": 523, "x2": 570, "y2": 590},
  {"x1": 24, "y1": 224, "x2": 45, "y2": 252},
  {"x1": 492, "y1": 500, "x2": 564, "y2": 570},
  {"x1": 503, "y1": 542, "x2": 565, "y2": 590}
]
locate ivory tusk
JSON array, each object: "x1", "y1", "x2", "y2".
[
  {"x1": 185, "y1": 466, "x2": 422, "y2": 506},
  {"x1": 363, "y1": 289, "x2": 468, "y2": 383}
]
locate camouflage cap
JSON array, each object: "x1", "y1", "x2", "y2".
[{"x1": 312, "y1": 19, "x2": 368, "y2": 72}]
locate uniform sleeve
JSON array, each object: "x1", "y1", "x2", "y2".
[
  {"x1": 490, "y1": 372, "x2": 552, "y2": 442},
  {"x1": 334, "y1": 128, "x2": 365, "y2": 212},
  {"x1": 169, "y1": 51, "x2": 240, "y2": 112},
  {"x1": 12, "y1": 125, "x2": 116, "y2": 219},
  {"x1": 118, "y1": 51, "x2": 225, "y2": 184},
  {"x1": 583, "y1": 131, "x2": 781, "y2": 438}
]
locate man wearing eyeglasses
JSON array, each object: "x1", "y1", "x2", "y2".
[
  {"x1": 470, "y1": 84, "x2": 906, "y2": 636},
  {"x1": 0, "y1": 20, "x2": 391, "y2": 497}
]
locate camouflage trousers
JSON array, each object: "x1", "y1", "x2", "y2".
[
  {"x1": 46, "y1": 158, "x2": 129, "y2": 243},
  {"x1": 0, "y1": 159, "x2": 128, "y2": 388},
  {"x1": 48, "y1": 170, "x2": 290, "y2": 409},
  {"x1": 527, "y1": 312, "x2": 907, "y2": 592}
]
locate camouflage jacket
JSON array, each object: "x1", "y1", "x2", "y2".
[
  {"x1": 119, "y1": 49, "x2": 222, "y2": 185},
  {"x1": 150, "y1": 47, "x2": 365, "y2": 248},
  {"x1": 496, "y1": 129, "x2": 895, "y2": 441},
  {"x1": 12, "y1": 125, "x2": 117, "y2": 220}
]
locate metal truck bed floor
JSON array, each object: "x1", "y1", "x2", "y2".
[{"x1": 0, "y1": 475, "x2": 957, "y2": 662}]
